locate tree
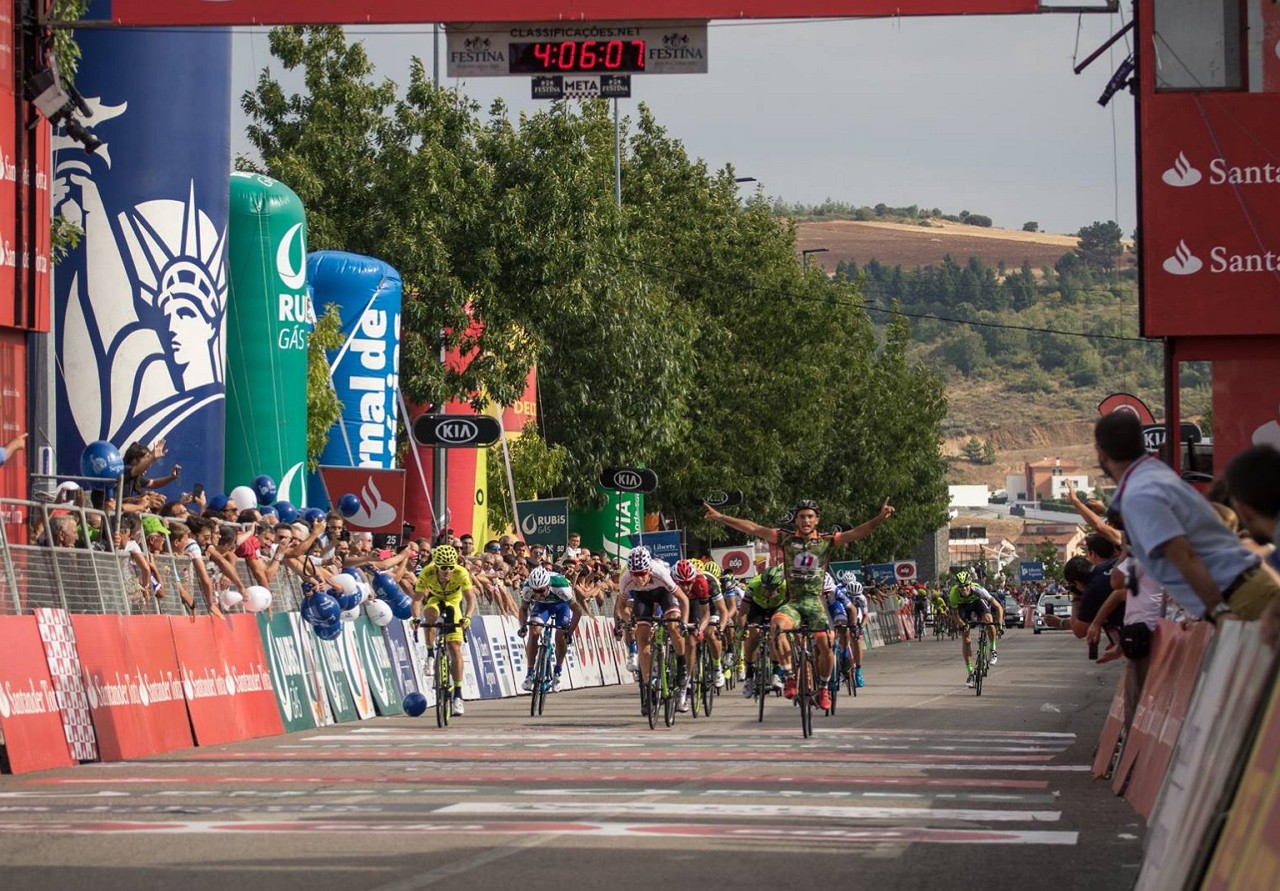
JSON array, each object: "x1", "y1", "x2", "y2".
[
  {"x1": 982, "y1": 438, "x2": 997, "y2": 465},
  {"x1": 483, "y1": 422, "x2": 569, "y2": 529},
  {"x1": 1076, "y1": 220, "x2": 1125, "y2": 271},
  {"x1": 963, "y1": 437, "x2": 984, "y2": 463},
  {"x1": 1031, "y1": 541, "x2": 1063, "y2": 580},
  {"x1": 1023, "y1": 221, "x2": 1039, "y2": 232},
  {"x1": 306, "y1": 305, "x2": 344, "y2": 470}
]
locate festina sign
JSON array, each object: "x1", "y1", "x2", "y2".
[{"x1": 411, "y1": 414, "x2": 503, "y2": 448}]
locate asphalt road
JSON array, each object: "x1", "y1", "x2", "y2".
[{"x1": 0, "y1": 625, "x2": 1144, "y2": 891}]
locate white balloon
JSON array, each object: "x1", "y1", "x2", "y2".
[
  {"x1": 331, "y1": 573, "x2": 359, "y2": 597},
  {"x1": 365, "y1": 599, "x2": 393, "y2": 627},
  {"x1": 228, "y1": 486, "x2": 257, "y2": 512},
  {"x1": 340, "y1": 606, "x2": 360, "y2": 623},
  {"x1": 219, "y1": 589, "x2": 244, "y2": 610},
  {"x1": 244, "y1": 585, "x2": 273, "y2": 613},
  {"x1": 356, "y1": 581, "x2": 373, "y2": 603}
]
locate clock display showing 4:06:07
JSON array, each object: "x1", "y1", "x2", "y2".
[{"x1": 508, "y1": 40, "x2": 646, "y2": 74}]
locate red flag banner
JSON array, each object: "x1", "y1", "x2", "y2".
[{"x1": 318, "y1": 466, "x2": 406, "y2": 535}]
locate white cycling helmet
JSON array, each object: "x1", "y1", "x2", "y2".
[
  {"x1": 528, "y1": 566, "x2": 551, "y2": 590},
  {"x1": 823, "y1": 572, "x2": 837, "y2": 595},
  {"x1": 628, "y1": 546, "x2": 652, "y2": 573},
  {"x1": 847, "y1": 580, "x2": 865, "y2": 597}
]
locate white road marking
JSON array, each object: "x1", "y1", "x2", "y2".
[{"x1": 436, "y1": 800, "x2": 1061, "y2": 823}]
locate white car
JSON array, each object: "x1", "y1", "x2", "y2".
[{"x1": 1033, "y1": 594, "x2": 1074, "y2": 634}]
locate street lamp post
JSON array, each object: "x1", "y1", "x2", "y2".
[{"x1": 801, "y1": 247, "x2": 829, "y2": 271}]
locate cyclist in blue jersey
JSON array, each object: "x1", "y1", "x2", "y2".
[{"x1": 518, "y1": 566, "x2": 581, "y2": 693}]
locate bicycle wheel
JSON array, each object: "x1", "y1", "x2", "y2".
[
  {"x1": 797, "y1": 645, "x2": 813, "y2": 739},
  {"x1": 529, "y1": 635, "x2": 543, "y2": 718},
  {"x1": 644, "y1": 676, "x2": 657, "y2": 730},
  {"x1": 689, "y1": 641, "x2": 702, "y2": 719},
  {"x1": 974, "y1": 633, "x2": 986, "y2": 697},
  {"x1": 702, "y1": 645, "x2": 715, "y2": 716},
  {"x1": 535, "y1": 638, "x2": 552, "y2": 717},
  {"x1": 664, "y1": 643, "x2": 679, "y2": 727},
  {"x1": 756, "y1": 637, "x2": 769, "y2": 723},
  {"x1": 435, "y1": 646, "x2": 451, "y2": 728},
  {"x1": 827, "y1": 647, "x2": 838, "y2": 716}
]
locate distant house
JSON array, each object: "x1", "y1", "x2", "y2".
[
  {"x1": 1015, "y1": 521, "x2": 1086, "y2": 564},
  {"x1": 1024, "y1": 457, "x2": 1087, "y2": 502}
]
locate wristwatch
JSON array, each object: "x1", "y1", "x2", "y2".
[{"x1": 1210, "y1": 602, "x2": 1234, "y2": 623}]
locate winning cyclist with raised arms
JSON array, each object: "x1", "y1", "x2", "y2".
[{"x1": 704, "y1": 497, "x2": 894, "y2": 711}]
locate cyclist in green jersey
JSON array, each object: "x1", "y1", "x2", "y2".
[
  {"x1": 948, "y1": 570, "x2": 1004, "y2": 687},
  {"x1": 740, "y1": 565, "x2": 788, "y2": 696},
  {"x1": 705, "y1": 497, "x2": 895, "y2": 711}
]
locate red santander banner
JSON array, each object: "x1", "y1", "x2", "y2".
[
  {"x1": 0, "y1": 616, "x2": 76, "y2": 773},
  {"x1": 103, "y1": 1, "x2": 1039, "y2": 26},
  {"x1": 318, "y1": 466, "x2": 406, "y2": 535},
  {"x1": 170, "y1": 614, "x2": 283, "y2": 747}
]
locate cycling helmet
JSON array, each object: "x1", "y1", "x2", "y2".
[
  {"x1": 847, "y1": 580, "x2": 865, "y2": 597},
  {"x1": 762, "y1": 565, "x2": 785, "y2": 589},
  {"x1": 528, "y1": 566, "x2": 551, "y2": 590},
  {"x1": 703, "y1": 561, "x2": 722, "y2": 580},
  {"x1": 628, "y1": 546, "x2": 652, "y2": 573},
  {"x1": 954, "y1": 570, "x2": 971, "y2": 586},
  {"x1": 433, "y1": 545, "x2": 459, "y2": 569},
  {"x1": 794, "y1": 499, "x2": 820, "y2": 513},
  {"x1": 674, "y1": 559, "x2": 698, "y2": 584},
  {"x1": 823, "y1": 572, "x2": 837, "y2": 595}
]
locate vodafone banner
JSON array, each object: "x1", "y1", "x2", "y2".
[
  {"x1": 0, "y1": 616, "x2": 76, "y2": 773},
  {"x1": 318, "y1": 466, "x2": 406, "y2": 535},
  {"x1": 169, "y1": 615, "x2": 282, "y2": 747},
  {"x1": 71, "y1": 615, "x2": 194, "y2": 761}
]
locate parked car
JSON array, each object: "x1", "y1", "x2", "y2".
[{"x1": 1033, "y1": 594, "x2": 1073, "y2": 634}]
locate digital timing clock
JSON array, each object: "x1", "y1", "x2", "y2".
[{"x1": 508, "y1": 39, "x2": 647, "y2": 74}]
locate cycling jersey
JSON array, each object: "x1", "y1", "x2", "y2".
[
  {"x1": 777, "y1": 533, "x2": 833, "y2": 630},
  {"x1": 521, "y1": 572, "x2": 574, "y2": 604},
  {"x1": 415, "y1": 563, "x2": 474, "y2": 601},
  {"x1": 948, "y1": 582, "x2": 997, "y2": 608},
  {"x1": 745, "y1": 574, "x2": 787, "y2": 610},
  {"x1": 682, "y1": 573, "x2": 723, "y2": 603},
  {"x1": 824, "y1": 585, "x2": 854, "y2": 622},
  {"x1": 622, "y1": 562, "x2": 679, "y2": 622}
]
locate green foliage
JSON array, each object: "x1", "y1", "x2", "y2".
[
  {"x1": 48, "y1": 1, "x2": 91, "y2": 261},
  {"x1": 306, "y1": 304, "x2": 344, "y2": 470},
  {"x1": 1031, "y1": 540, "x2": 1064, "y2": 580},
  {"x1": 982, "y1": 438, "x2": 997, "y2": 465},
  {"x1": 963, "y1": 437, "x2": 984, "y2": 463},
  {"x1": 1023, "y1": 221, "x2": 1039, "y2": 232},
  {"x1": 484, "y1": 422, "x2": 569, "y2": 530},
  {"x1": 1076, "y1": 220, "x2": 1125, "y2": 271},
  {"x1": 964, "y1": 214, "x2": 993, "y2": 228}
]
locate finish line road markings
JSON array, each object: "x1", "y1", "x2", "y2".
[{"x1": 434, "y1": 800, "x2": 1062, "y2": 823}]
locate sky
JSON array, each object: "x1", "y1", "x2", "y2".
[{"x1": 229, "y1": 10, "x2": 1138, "y2": 237}]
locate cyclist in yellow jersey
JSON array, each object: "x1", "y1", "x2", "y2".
[{"x1": 413, "y1": 545, "x2": 477, "y2": 715}]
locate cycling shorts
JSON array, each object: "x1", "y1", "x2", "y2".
[
  {"x1": 957, "y1": 601, "x2": 991, "y2": 627},
  {"x1": 529, "y1": 600, "x2": 573, "y2": 632},
  {"x1": 827, "y1": 602, "x2": 849, "y2": 624},
  {"x1": 746, "y1": 600, "x2": 781, "y2": 626},
  {"x1": 631, "y1": 588, "x2": 679, "y2": 622},
  {"x1": 424, "y1": 596, "x2": 466, "y2": 643},
  {"x1": 776, "y1": 597, "x2": 832, "y2": 631}
]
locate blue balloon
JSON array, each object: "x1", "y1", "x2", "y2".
[
  {"x1": 403, "y1": 691, "x2": 428, "y2": 717},
  {"x1": 302, "y1": 590, "x2": 342, "y2": 626},
  {"x1": 80, "y1": 440, "x2": 124, "y2": 482},
  {"x1": 337, "y1": 493, "x2": 360, "y2": 518},
  {"x1": 390, "y1": 591, "x2": 414, "y2": 621},
  {"x1": 336, "y1": 591, "x2": 363, "y2": 612},
  {"x1": 252, "y1": 475, "x2": 278, "y2": 505},
  {"x1": 303, "y1": 507, "x2": 326, "y2": 525},
  {"x1": 315, "y1": 619, "x2": 343, "y2": 641},
  {"x1": 275, "y1": 500, "x2": 299, "y2": 524},
  {"x1": 372, "y1": 571, "x2": 400, "y2": 599},
  {"x1": 206, "y1": 493, "x2": 229, "y2": 512},
  {"x1": 259, "y1": 505, "x2": 278, "y2": 518}
]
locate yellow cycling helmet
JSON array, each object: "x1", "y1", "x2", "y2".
[
  {"x1": 433, "y1": 545, "x2": 459, "y2": 569},
  {"x1": 703, "y1": 560, "x2": 722, "y2": 580}
]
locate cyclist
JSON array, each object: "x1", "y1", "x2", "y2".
[
  {"x1": 719, "y1": 573, "x2": 746, "y2": 682},
  {"x1": 739, "y1": 565, "x2": 787, "y2": 696},
  {"x1": 930, "y1": 587, "x2": 952, "y2": 636},
  {"x1": 846, "y1": 577, "x2": 869, "y2": 688},
  {"x1": 673, "y1": 558, "x2": 730, "y2": 711},
  {"x1": 822, "y1": 572, "x2": 854, "y2": 691},
  {"x1": 911, "y1": 584, "x2": 929, "y2": 638},
  {"x1": 412, "y1": 544, "x2": 477, "y2": 716},
  {"x1": 622, "y1": 546, "x2": 689, "y2": 717},
  {"x1": 706, "y1": 497, "x2": 894, "y2": 712},
  {"x1": 947, "y1": 570, "x2": 1003, "y2": 688},
  {"x1": 519, "y1": 566, "x2": 580, "y2": 693}
]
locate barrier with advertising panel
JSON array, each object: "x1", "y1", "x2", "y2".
[
  {"x1": 169, "y1": 615, "x2": 282, "y2": 747},
  {"x1": 352, "y1": 616, "x2": 402, "y2": 716},
  {"x1": 258, "y1": 612, "x2": 318, "y2": 733},
  {"x1": 381, "y1": 618, "x2": 422, "y2": 702},
  {"x1": 465, "y1": 616, "x2": 505, "y2": 700},
  {"x1": 33, "y1": 608, "x2": 98, "y2": 762},
  {"x1": 72, "y1": 614, "x2": 194, "y2": 761},
  {"x1": 292, "y1": 615, "x2": 336, "y2": 728},
  {"x1": 0, "y1": 615, "x2": 77, "y2": 773},
  {"x1": 479, "y1": 616, "x2": 518, "y2": 698},
  {"x1": 313, "y1": 632, "x2": 360, "y2": 722}
]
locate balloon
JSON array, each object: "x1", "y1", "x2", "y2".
[
  {"x1": 244, "y1": 585, "x2": 273, "y2": 613},
  {"x1": 373, "y1": 571, "x2": 400, "y2": 599},
  {"x1": 337, "y1": 493, "x2": 360, "y2": 518},
  {"x1": 302, "y1": 590, "x2": 341, "y2": 626},
  {"x1": 252, "y1": 474, "x2": 278, "y2": 505},
  {"x1": 315, "y1": 619, "x2": 343, "y2": 641},
  {"x1": 207, "y1": 493, "x2": 229, "y2": 512},
  {"x1": 80, "y1": 440, "x2": 124, "y2": 483},
  {"x1": 228, "y1": 486, "x2": 257, "y2": 512},
  {"x1": 403, "y1": 691, "x2": 428, "y2": 717},
  {"x1": 218, "y1": 589, "x2": 243, "y2": 610},
  {"x1": 259, "y1": 505, "x2": 278, "y2": 518},
  {"x1": 331, "y1": 573, "x2": 359, "y2": 597},
  {"x1": 336, "y1": 591, "x2": 363, "y2": 612},
  {"x1": 340, "y1": 606, "x2": 360, "y2": 623},
  {"x1": 390, "y1": 592, "x2": 414, "y2": 621},
  {"x1": 303, "y1": 507, "x2": 326, "y2": 524},
  {"x1": 275, "y1": 500, "x2": 299, "y2": 524},
  {"x1": 365, "y1": 599, "x2": 393, "y2": 627},
  {"x1": 356, "y1": 580, "x2": 373, "y2": 602}
]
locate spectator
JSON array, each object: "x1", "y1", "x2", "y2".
[
  {"x1": 0, "y1": 430, "x2": 26, "y2": 466},
  {"x1": 174, "y1": 519, "x2": 221, "y2": 617},
  {"x1": 122, "y1": 439, "x2": 181, "y2": 497},
  {"x1": 459, "y1": 533, "x2": 475, "y2": 557},
  {"x1": 1225, "y1": 445, "x2": 1280, "y2": 579},
  {"x1": 114, "y1": 515, "x2": 162, "y2": 605},
  {"x1": 564, "y1": 531, "x2": 583, "y2": 560},
  {"x1": 1096, "y1": 411, "x2": 1280, "y2": 637},
  {"x1": 1070, "y1": 533, "x2": 1123, "y2": 660},
  {"x1": 1064, "y1": 478, "x2": 1122, "y2": 547},
  {"x1": 1090, "y1": 547, "x2": 1167, "y2": 729},
  {"x1": 46, "y1": 514, "x2": 79, "y2": 549}
]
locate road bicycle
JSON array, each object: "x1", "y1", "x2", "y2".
[
  {"x1": 781, "y1": 625, "x2": 822, "y2": 738},
  {"x1": 525, "y1": 618, "x2": 556, "y2": 717},
  {"x1": 689, "y1": 619, "x2": 722, "y2": 718},
  {"x1": 414, "y1": 617, "x2": 466, "y2": 728},
  {"x1": 914, "y1": 608, "x2": 926, "y2": 640},
  {"x1": 635, "y1": 616, "x2": 682, "y2": 729},
  {"x1": 968, "y1": 619, "x2": 997, "y2": 697},
  {"x1": 746, "y1": 622, "x2": 778, "y2": 723}
]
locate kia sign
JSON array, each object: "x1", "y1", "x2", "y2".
[
  {"x1": 515, "y1": 498, "x2": 569, "y2": 552},
  {"x1": 599, "y1": 466, "x2": 658, "y2": 494},
  {"x1": 698, "y1": 489, "x2": 744, "y2": 507},
  {"x1": 412, "y1": 414, "x2": 502, "y2": 448}
]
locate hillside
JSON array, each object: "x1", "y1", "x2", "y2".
[{"x1": 795, "y1": 219, "x2": 1082, "y2": 273}]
